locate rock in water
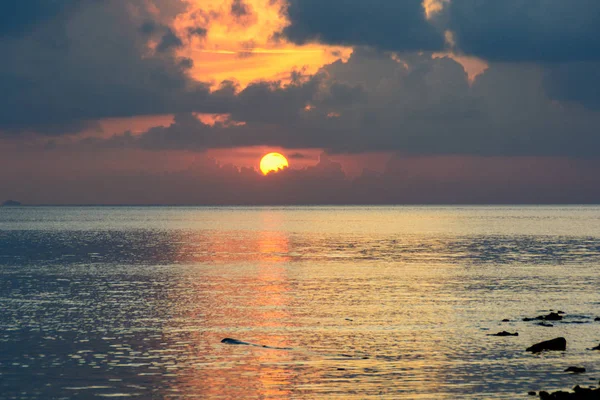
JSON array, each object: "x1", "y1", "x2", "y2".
[
  {"x1": 564, "y1": 367, "x2": 586, "y2": 373},
  {"x1": 221, "y1": 338, "x2": 250, "y2": 345},
  {"x1": 523, "y1": 312, "x2": 563, "y2": 322},
  {"x1": 591, "y1": 343, "x2": 600, "y2": 351},
  {"x1": 538, "y1": 322, "x2": 554, "y2": 327},
  {"x1": 526, "y1": 337, "x2": 566, "y2": 353},
  {"x1": 220, "y1": 337, "x2": 293, "y2": 350},
  {"x1": 544, "y1": 312, "x2": 563, "y2": 321},
  {"x1": 491, "y1": 331, "x2": 519, "y2": 337}
]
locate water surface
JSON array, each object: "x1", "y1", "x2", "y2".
[{"x1": 1, "y1": 206, "x2": 599, "y2": 399}]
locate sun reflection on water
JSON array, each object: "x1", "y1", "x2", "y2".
[{"x1": 165, "y1": 210, "x2": 299, "y2": 398}]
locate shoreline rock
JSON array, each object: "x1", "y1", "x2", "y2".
[
  {"x1": 539, "y1": 385, "x2": 600, "y2": 399},
  {"x1": 523, "y1": 312, "x2": 564, "y2": 322},
  {"x1": 526, "y1": 337, "x2": 566, "y2": 353},
  {"x1": 564, "y1": 367, "x2": 586, "y2": 374},
  {"x1": 538, "y1": 322, "x2": 554, "y2": 327},
  {"x1": 490, "y1": 331, "x2": 519, "y2": 337}
]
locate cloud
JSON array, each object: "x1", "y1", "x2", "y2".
[
  {"x1": 0, "y1": 0, "x2": 83, "y2": 38},
  {"x1": 288, "y1": 152, "x2": 310, "y2": 159},
  {"x1": 3, "y1": 0, "x2": 600, "y2": 160},
  {"x1": 231, "y1": 0, "x2": 252, "y2": 18},
  {"x1": 279, "y1": 0, "x2": 600, "y2": 110},
  {"x1": 441, "y1": 0, "x2": 600, "y2": 109},
  {"x1": 2, "y1": 147, "x2": 599, "y2": 204},
  {"x1": 156, "y1": 29, "x2": 184, "y2": 52},
  {"x1": 81, "y1": 49, "x2": 600, "y2": 158},
  {"x1": 282, "y1": 0, "x2": 445, "y2": 52},
  {"x1": 543, "y1": 62, "x2": 600, "y2": 109},
  {"x1": 188, "y1": 27, "x2": 208, "y2": 38},
  {"x1": 0, "y1": 1, "x2": 221, "y2": 135},
  {"x1": 282, "y1": 0, "x2": 600, "y2": 64},
  {"x1": 230, "y1": 0, "x2": 257, "y2": 26},
  {"x1": 444, "y1": 0, "x2": 600, "y2": 63}
]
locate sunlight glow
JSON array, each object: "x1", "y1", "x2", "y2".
[{"x1": 173, "y1": 0, "x2": 351, "y2": 87}]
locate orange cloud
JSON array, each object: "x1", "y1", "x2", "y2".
[{"x1": 173, "y1": 0, "x2": 351, "y2": 87}]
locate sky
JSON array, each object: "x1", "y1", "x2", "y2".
[{"x1": 1, "y1": 0, "x2": 600, "y2": 204}]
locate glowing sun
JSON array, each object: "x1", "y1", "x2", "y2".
[{"x1": 260, "y1": 152, "x2": 289, "y2": 175}]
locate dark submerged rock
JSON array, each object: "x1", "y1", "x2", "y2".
[
  {"x1": 526, "y1": 337, "x2": 567, "y2": 353},
  {"x1": 524, "y1": 312, "x2": 564, "y2": 322},
  {"x1": 528, "y1": 391, "x2": 537, "y2": 396},
  {"x1": 595, "y1": 317, "x2": 600, "y2": 322},
  {"x1": 591, "y1": 343, "x2": 600, "y2": 351},
  {"x1": 221, "y1": 338, "x2": 292, "y2": 350},
  {"x1": 565, "y1": 367, "x2": 586, "y2": 374},
  {"x1": 221, "y1": 338, "x2": 251, "y2": 345},
  {"x1": 502, "y1": 319, "x2": 511, "y2": 322},
  {"x1": 490, "y1": 331, "x2": 519, "y2": 336},
  {"x1": 538, "y1": 322, "x2": 554, "y2": 327},
  {"x1": 544, "y1": 312, "x2": 563, "y2": 321}
]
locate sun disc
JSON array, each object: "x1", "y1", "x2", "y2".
[{"x1": 260, "y1": 153, "x2": 289, "y2": 175}]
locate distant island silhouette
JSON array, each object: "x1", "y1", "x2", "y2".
[{"x1": 2, "y1": 200, "x2": 22, "y2": 206}]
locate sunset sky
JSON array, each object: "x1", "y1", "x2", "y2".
[{"x1": 1, "y1": 0, "x2": 600, "y2": 204}]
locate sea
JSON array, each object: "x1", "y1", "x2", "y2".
[{"x1": 1, "y1": 206, "x2": 599, "y2": 399}]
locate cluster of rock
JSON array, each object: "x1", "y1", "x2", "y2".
[
  {"x1": 496, "y1": 311, "x2": 600, "y2": 398},
  {"x1": 538, "y1": 385, "x2": 600, "y2": 399},
  {"x1": 523, "y1": 312, "x2": 565, "y2": 322},
  {"x1": 521, "y1": 312, "x2": 565, "y2": 327}
]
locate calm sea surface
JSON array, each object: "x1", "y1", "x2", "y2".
[{"x1": 1, "y1": 206, "x2": 600, "y2": 399}]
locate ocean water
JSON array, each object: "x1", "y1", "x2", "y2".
[{"x1": 1, "y1": 206, "x2": 599, "y2": 399}]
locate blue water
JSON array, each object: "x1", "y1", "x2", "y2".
[{"x1": 1, "y1": 206, "x2": 599, "y2": 399}]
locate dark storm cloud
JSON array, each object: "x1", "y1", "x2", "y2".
[
  {"x1": 282, "y1": 0, "x2": 445, "y2": 52},
  {"x1": 156, "y1": 29, "x2": 184, "y2": 53},
  {"x1": 140, "y1": 20, "x2": 159, "y2": 35},
  {"x1": 3, "y1": 0, "x2": 600, "y2": 159},
  {"x1": 279, "y1": 0, "x2": 600, "y2": 109},
  {"x1": 282, "y1": 0, "x2": 600, "y2": 63},
  {"x1": 84, "y1": 74, "x2": 354, "y2": 151},
  {"x1": 445, "y1": 0, "x2": 600, "y2": 63},
  {"x1": 543, "y1": 62, "x2": 600, "y2": 109},
  {"x1": 0, "y1": 1, "x2": 227, "y2": 135},
  {"x1": 0, "y1": 0, "x2": 83, "y2": 37},
  {"x1": 87, "y1": 50, "x2": 600, "y2": 158},
  {"x1": 441, "y1": 0, "x2": 600, "y2": 108}
]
